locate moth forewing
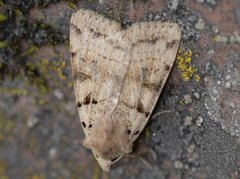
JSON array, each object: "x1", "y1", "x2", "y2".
[{"x1": 70, "y1": 9, "x2": 181, "y2": 172}]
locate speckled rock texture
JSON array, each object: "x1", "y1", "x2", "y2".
[{"x1": 0, "y1": 0, "x2": 239, "y2": 179}]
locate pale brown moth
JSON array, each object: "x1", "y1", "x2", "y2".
[{"x1": 70, "y1": 9, "x2": 181, "y2": 172}]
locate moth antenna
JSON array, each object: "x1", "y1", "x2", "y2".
[
  {"x1": 151, "y1": 110, "x2": 173, "y2": 119},
  {"x1": 139, "y1": 157, "x2": 153, "y2": 170}
]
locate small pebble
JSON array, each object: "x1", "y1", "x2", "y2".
[
  {"x1": 225, "y1": 75, "x2": 231, "y2": 80},
  {"x1": 211, "y1": 25, "x2": 219, "y2": 33},
  {"x1": 206, "y1": 0, "x2": 216, "y2": 5},
  {"x1": 54, "y1": 89, "x2": 64, "y2": 100},
  {"x1": 27, "y1": 116, "x2": 39, "y2": 128},
  {"x1": 99, "y1": 0, "x2": 104, "y2": 4},
  {"x1": 184, "y1": 116, "x2": 193, "y2": 126},
  {"x1": 208, "y1": 49, "x2": 215, "y2": 55},
  {"x1": 188, "y1": 144, "x2": 195, "y2": 153},
  {"x1": 195, "y1": 18, "x2": 205, "y2": 30},
  {"x1": 225, "y1": 82, "x2": 231, "y2": 88},
  {"x1": 174, "y1": 160, "x2": 183, "y2": 169},
  {"x1": 215, "y1": 35, "x2": 229, "y2": 43},
  {"x1": 148, "y1": 13, "x2": 153, "y2": 20},
  {"x1": 49, "y1": 147, "x2": 58, "y2": 158},
  {"x1": 193, "y1": 92, "x2": 200, "y2": 99},
  {"x1": 154, "y1": 15, "x2": 160, "y2": 20},
  {"x1": 184, "y1": 94, "x2": 193, "y2": 104},
  {"x1": 168, "y1": 0, "x2": 179, "y2": 10},
  {"x1": 196, "y1": 116, "x2": 204, "y2": 126}
]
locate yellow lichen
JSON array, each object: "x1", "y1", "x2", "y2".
[
  {"x1": 65, "y1": 1, "x2": 77, "y2": 9},
  {"x1": 0, "y1": 160, "x2": 8, "y2": 176},
  {"x1": 144, "y1": 128, "x2": 152, "y2": 138},
  {"x1": 30, "y1": 174, "x2": 45, "y2": 179},
  {"x1": 0, "y1": 133, "x2": 5, "y2": 142},
  {"x1": 29, "y1": 136, "x2": 39, "y2": 155},
  {"x1": 15, "y1": 9, "x2": 23, "y2": 16},
  {"x1": 0, "y1": 111, "x2": 15, "y2": 143},
  {"x1": 0, "y1": 0, "x2": 4, "y2": 6},
  {"x1": 92, "y1": 162, "x2": 101, "y2": 179},
  {"x1": 0, "y1": 41, "x2": 7, "y2": 48},
  {"x1": 67, "y1": 82, "x2": 73, "y2": 89},
  {"x1": 5, "y1": 121, "x2": 15, "y2": 132},
  {"x1": 39, "y1": 99, "x2": 46, "y2": 105},
  {"x1": 0, "y1": 175, "x2": 9, "y2": 179},
  {"x1": 0, "y1": 13, "x2": 7, "y2": 22},
  {"x1": 21, "y1": 45, "x2": 38, "y2": 57},
  {"x1": 195, "y1": 74, "x2": 201, "y2": 82},
  {"x1": 176, "y1": 49, "x2": 200, "y2": 82},
  {"x1": 0, "y1": 87, "x2": 28, "y2": 96}
]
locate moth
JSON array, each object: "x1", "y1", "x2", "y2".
[{"x1": 70, "y1": 9, "x2": 181, "y2": 172}]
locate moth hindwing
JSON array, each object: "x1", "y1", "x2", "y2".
[{"x1": 70, "y1": 9, "x2": 181, "y2": 172}]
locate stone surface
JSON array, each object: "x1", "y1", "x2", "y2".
[{"x1": 0, "y1": 0, "x2": 239, "y2": 178}]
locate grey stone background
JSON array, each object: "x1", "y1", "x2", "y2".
[{"x1": 0, "y1": 0, "x2": 239, "y2": 178}]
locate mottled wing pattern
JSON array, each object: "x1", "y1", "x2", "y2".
[
  {"x1": 115, "y1": 22, "x2": 181, "y2": 142},
  {"x1": 70, "y1": 9, "x2": 131, "y2": 137},
  {"x1": 70, "y1": 8, "x2": 181, "y2": 172}
]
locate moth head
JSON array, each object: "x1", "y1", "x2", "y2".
[
  {"x1": 83, "y1": 118, "x2": 133, "y2": 171},
  {"x1": 83, "y1": 137, "x2": 127, "y2": 172}
]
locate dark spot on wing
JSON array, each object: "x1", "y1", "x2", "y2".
[
  {"x1": 165, "y1": 64, "x2": 171, "y2": 71},
  {"x1": 77, "y1": 102, "x2": 82, "y2": 108},
  {"x1": 81, "y1": 122, "x2": 86, "y2": 128},
  {"x1": 145, "y1": 112, "x2": 150, "y2": 118},
  {"x1": 133, "y1": 37, "x2": 160, "y2": 46},
  {"x1": 94, "y1": 31, "x2": 107, "y2": 38},
  {"x1": 89, "y1": 124, "x2": 92, "y2": 128},
  {"x1": 83, "y1": 93, "x2": 91, "y2": 105},
  {"x1": 141, "y1": 67, "x2": 149, "y2": 82},
  {"x1": 166, "y1": 40, "x2": 178, "y2": 49},
  {"x1": 137, "y1": 100, "x2": 145, "y2": 114},
  {"x1": 143, "y1": 82, "x2": 162, "y2": 92},
  {"x1": 92, "y1": 99, "x2": 98, "y2": 104},
  {"x1": 122, "y1": 101, "x2": 135, "y2": 109},
  {"x1": 71, "y1": 52, "x2": 76, "y2": 58},
  {"x1": 127, "y1": 129, "x2": 131, "y2": 135},
  {"x1": 134, "y1": 130, "x2": 140, "y2": 135},
  {"x1": 113, "y1": 45, "x2": 125, "y2": 51},
  {"x1": 71, "y1": 24, "x2": 81, "y2": 34},
  {"x1": 73, "y1": 71, "x2": 92, "y2": 82}
]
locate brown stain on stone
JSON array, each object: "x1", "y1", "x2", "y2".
[
  {"x1": 186, "y1": 0, "x2": 239, "y2": 33},
  {"x1": 128, "y1": 0, "x2": 164, "y2": 22}
]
